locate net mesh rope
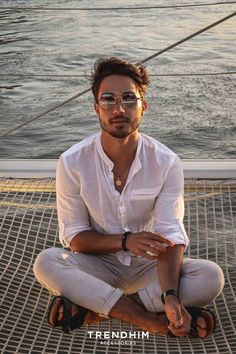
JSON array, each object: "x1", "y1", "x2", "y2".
[{"x1": 0, "y1": 178, "x2": 235, "y2": 354}]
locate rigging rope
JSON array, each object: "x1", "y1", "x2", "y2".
[
  {"x1": 0, "y1": 11, "x2": 235, "y2": 139},
  {"x1": 136, "y1": 11, "x2": 236, "y2": 65},
  {"x1": 0, "y1": 2, "x2": 236, "y2": 11}
]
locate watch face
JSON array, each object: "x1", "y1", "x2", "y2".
[{"x1": 161, "y1": 290, "x2": 180, "y2": 304}]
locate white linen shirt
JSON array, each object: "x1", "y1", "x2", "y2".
[{"x1": 56, "y1": 132, "x2": 189, "y2": 265}]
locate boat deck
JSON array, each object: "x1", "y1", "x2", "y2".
[{"x1": 0, "y1": 177, "x2": 236, "y2": 354}]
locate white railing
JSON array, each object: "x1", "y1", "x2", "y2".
[{"x1": 0, "y1": 159, "x2": 235, "y2": 178}]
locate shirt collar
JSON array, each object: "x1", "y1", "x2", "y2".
[
  {"x1": 96, "y1": 132, "x2": 114, "y2": 170},
  {"x1": 96, "y1": 132, "x2": 143, "y2": 172}
]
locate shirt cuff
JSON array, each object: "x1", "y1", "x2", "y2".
[{"x1": 59, "y1": 222, "x2": 93, "y2": 248}]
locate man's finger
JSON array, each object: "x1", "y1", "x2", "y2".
[
  {"x1": 168, "y1": 323, "x2": 189, "y2": 337},
  {"x1": 149, "y1": 233, "x2": 174, "y2": 246},
  {"x1": 174, "y1": 306, "x2": 183, "y2": 328},
  {"x1": 145, "y1": 242, "x2": 166, "y2": 253},
  {"x1": 144, "y1": 254, "x2": 158, "y2": 260}
]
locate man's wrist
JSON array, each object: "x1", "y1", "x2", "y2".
[{"x1": 161, "y1": 289, "x2": 180, "y2": 304}]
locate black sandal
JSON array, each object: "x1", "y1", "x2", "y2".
[
  {"x1": 187, "y1": 307, "x2": 216, "y2": 338},
  {"x1": 48, "y1": 296, "x2": 88, "y2": 334},
  {"x1": 168, "y1": 306, "x2": 216, "y2": 338}
]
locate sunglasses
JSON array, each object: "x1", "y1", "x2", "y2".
[{"x1": 98, "y1": 92, "x2": 141, "y2": 110}]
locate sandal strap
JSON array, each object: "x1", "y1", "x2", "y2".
[
  {"x1": 48, "y1": 296, "x2": 88, "y2": 334},
  {"x1": 186, "y1": 307, "x2": 201, "y2": 337},
  {"x1": 61, "y1": 296, "x2": 73, "y2": 334},
  {"x1": 47, "y1": 296, "x2": 67, "y2": 327},
  {"x1": 70, "y1": 305, "x2": 89, "y2": 330}
]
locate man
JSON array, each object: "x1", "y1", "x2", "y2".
[{"x1": 34, "y1": 57, "x2": 224, "y2": 338}]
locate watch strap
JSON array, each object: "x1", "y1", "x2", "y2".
[{"x1": 122, "y1": 231, "x2": 132, "y2": 251}]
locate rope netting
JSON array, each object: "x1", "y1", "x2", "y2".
[{"x1": 0, "y1": 178, "x2": 235, "y2": 354}]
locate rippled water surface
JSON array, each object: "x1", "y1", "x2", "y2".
[{"x1": 0, "y1": 0, "x2": 235, "y2": 159}]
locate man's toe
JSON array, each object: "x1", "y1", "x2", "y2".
[
  {"x1": 57, "y1": 304, "x2": 64, "y2": 321},
  {"x1": 48, "y1": 297, "x2": 63, "y2": 326},
  {"x1": 197, "y1": 310, "x2": 215, "y2": 338}
]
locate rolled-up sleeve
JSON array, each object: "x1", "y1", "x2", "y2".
[
  {"x1": 56, "y1": 156, "x2": 92, "y2": 248},
  {"x1": 154, "y1": 156, "x2": 189, "y2": 249}
]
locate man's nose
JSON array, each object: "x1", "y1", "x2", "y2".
[{"x1": 113, "y1": 97, "x2": 125, "y2": 113}]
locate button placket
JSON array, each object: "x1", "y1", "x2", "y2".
[{"x1": 119, "y1": 194, "x2": 128, "y2": 228}]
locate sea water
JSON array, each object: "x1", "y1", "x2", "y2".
[{"x1": 0, "y1": 0, "x2": 235, "y2": 159}]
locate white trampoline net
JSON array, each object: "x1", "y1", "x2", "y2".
[{"x1": 0, "y1": 178, "x2": 235, "y2": 354}]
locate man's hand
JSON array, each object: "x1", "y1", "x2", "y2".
[
  {"x1": 164, "y1": 296, "x2": 191, "y2": 336},
  {"x1": 125, "y1": 232, "x2": 174, "y2": 260}
]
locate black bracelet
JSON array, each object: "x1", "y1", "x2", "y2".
[
  {"x1": 161, "y1": 289, "x2": 180, "y2": 304},
  {"x1": 122, "y1": 231, "x2": 132, "y2": 251}
]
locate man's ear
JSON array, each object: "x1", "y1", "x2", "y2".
[
  {"x1": 94, "y1": 102, "x2": 99, "y2": 115},
  {"x1": 142, "y1": 100, "x2": 148, "y2": 115}
]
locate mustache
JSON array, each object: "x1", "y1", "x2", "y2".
[{"x1": 109, "y1": 115, "x2": 130, "y2": 123}]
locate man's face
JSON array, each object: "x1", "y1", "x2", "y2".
[{"x1": 94, "y1": 75, "x2": 147, "y2": 139}]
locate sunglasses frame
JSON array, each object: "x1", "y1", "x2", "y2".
[{"x1": 98, "y1": 93, "x2": 142, "y2": 110}]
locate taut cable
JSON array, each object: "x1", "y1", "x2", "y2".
[
  {"x1": 0, "y1": 88, "x2": 91, "y2": 138},
  {"x1": 0, "y1": 2, "x2": 236, "y2": 10},
  {"x1": 1, "y1": 11, "x2": 235, "y2": 139},
  {"x1": 136, "y1": 11, "x2": 236, "y2": 65}
]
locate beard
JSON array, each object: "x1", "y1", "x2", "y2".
[{"x1": 99, "y1": 115, "x2": 141, "y2": 139}]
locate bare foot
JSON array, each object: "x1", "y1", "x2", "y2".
[{"x1": 110, "y1": 295, "x2": 169, "y2": 335}]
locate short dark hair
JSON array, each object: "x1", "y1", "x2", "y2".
[{"x1": 89, "y1": 57, "x2": 149, "y2": 102}]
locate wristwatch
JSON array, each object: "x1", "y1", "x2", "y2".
[
  {"x1": 161, "y1": 289, "x2": 180, "y2": 304},
  {"x1": 122, "y1": 231, "x2": 132, "y2": 251}
]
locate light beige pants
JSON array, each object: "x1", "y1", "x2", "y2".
[{"x1": 33, "y1": 248, "x2": 224, "y2": 317}]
